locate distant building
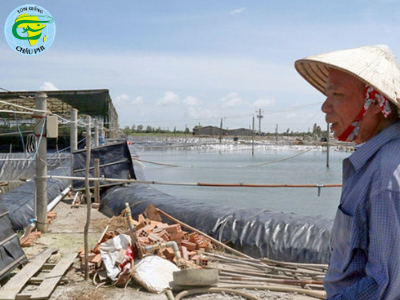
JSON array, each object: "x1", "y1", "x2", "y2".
[
  {"x1": 227, "y1": 128, "x2": 254, "y2": 136},
  {"x1": 193, "y1": 126, "x2": 254, "y2": 136}
]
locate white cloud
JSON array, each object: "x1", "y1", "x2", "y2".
[
  {"x1": 39, "y1": 81, "x2": 58, "y2": 91},
  {"x1": 132, "y1": 96, "x2": 144, "y2": 105},
  {"x1": 229, "y1": 7, "x2": 246, "y2": 15},
  {"x1": 157, "y1": 91, "x2": 180, "y2": 106},
  {"x1": 114, "y1": 94, "x2": 129, "y2": 106},
  {"x1": 185, "y1": 106, "x2": 218, "y2": 120},
  {"x1": 220, "y1": 92, "x2": 247, "y2": 108},
  {"x1": 116, "y1": 94, "x2": 129, "y2": 101},
  {"x1": 252, "y1": 97, "x2": 276, "y2": 108},
  {"x1": 183, "y1": 96, "x2": 200, "y2": 106}
]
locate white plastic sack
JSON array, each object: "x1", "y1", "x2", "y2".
[
  {"x1": 133, "y1": 255, "x2": 179, "y2": 293},
  {"x1": 99, "y1": 234, "x2": 131, "y2": 281}
]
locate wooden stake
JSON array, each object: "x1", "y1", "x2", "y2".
[{"x1": 84, "y1": 116, "x2": 91, "y2": 281}]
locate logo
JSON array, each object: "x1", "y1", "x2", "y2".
[{"x1": 4, "y1": 4, "x2": 56, "y2": 56}]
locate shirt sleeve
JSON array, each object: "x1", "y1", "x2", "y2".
[{"x1": 328, "y1": 189, "x2": 400, "y2": 299}]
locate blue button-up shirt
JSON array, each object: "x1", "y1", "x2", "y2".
[{"x1": 324, "y1": 121, "x2": 400, "y2": 299}]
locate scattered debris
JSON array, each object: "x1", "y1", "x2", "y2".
[
  {"x1": 76, "y1": 202, "x2": 327, "y2": 299},
  {"x1": 10, "y1": 199, "x2": 327, "y2": 299},
  {"x1": 19, "y1": 212, "x2": 57, "y2": 247}
]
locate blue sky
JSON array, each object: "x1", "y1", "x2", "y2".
[{"x1": 1, "y1": 1, "x2": 400, "y2": 132}]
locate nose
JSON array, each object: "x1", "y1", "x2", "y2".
[{"x1": 321, "y1": 96, "x2": 332, "y2": 114}]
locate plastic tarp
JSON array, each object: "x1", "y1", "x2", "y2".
[
  {"x1": 133, "y1": 255, "x2": 179, "y2": 293},
  {"x1": 100, "y1": 234, "x2": 131, "y2": 281},
  {"x1": 0, "y1": 196, "x2": 27, "y2": 280},
  {"x1": 1, "y1": 157, "x2": 71, "y2": 230},
  {"x1": 72, "y1": 141, "x2": 136, "y2": 191},
  {"x1": 100, "y1": 181, "x2": 333, "y2": 264}
]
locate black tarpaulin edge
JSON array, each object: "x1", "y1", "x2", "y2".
[{"x1": 99, "y1": 183, "x2": 333, "y2": 264}]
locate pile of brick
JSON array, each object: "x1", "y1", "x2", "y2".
[
  {"x1": 19, "y1": 211, "x2": 58, "y2": 247},
  {"x1": 20, "y1": 231, "x2": 41, "y2": 247},
  {"x1": 79, "y1": 213, "x2": 214, "y2": 273},
  {"x1": 135, "y1": 214, "x2": 213, "y2": 268},
  {"x1": 47, "y1": 211, "x2": 57, "y2": 224}
]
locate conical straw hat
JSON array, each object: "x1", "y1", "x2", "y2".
[{"x1": 295, "y1": 45, "x2": 400, "y2": 107}]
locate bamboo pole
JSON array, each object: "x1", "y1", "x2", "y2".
[
  {"x1": 218, "y1": 275, "x2": 323, "y2": 287},
  {"x1": 217, "y1": 284, "x2": 326, "y2": 299},
  {"x1": 45, "y1": 174, "x2": 342, "y2": 189}
]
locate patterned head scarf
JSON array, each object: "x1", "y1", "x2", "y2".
[{"x1": 337, "y1": 86, "x2": 392, "y2": 142}]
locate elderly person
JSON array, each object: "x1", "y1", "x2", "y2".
[{"x1": 295, "y1": 45, "x2": 400, "y2": 299}]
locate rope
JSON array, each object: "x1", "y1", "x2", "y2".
[
  {"x1": 13, "y1": 110, "x2": 25, "y2": 152},
  {"x1": 132, "y1": 157, "x2": 179, "y2": 168},
  {"x1": 32, "y1": 116, "x2": 46, "y2": 160},
  {"x1": 239, "y1": 146, "x2": 316, "y2": 168}
]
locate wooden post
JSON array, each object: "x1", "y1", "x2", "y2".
[
  {"x1": 94, "y1": 158, "x2": 100, "y2": 203},
  {"x1": 70, "y1": 109, "x2": 78, "y2": 187},
  {"x1": 94, "y1": 119, "x2": 99, "y2": 147},
  {"x1": 70, "y1": 109, "x2": 78, "y2": 152},
  {"x1": 84, "y1": 116, "x2": 91, "y2": 281},
  {"x1": 35, "y1": 92, "x2": 48, "y2": 233}
]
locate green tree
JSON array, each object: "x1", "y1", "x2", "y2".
[{"x1": 123, "y1": 126, "x2": 131, "y2": 136}]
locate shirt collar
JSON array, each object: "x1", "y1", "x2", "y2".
[{"x1": 347, "y1": 121, "x2": 400, "y2": 171}]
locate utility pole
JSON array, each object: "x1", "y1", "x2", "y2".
[
  {"x1": 35, "y1": 92, "x2": 48, "y2": 233},
  {"x1": 219, "y1": 118, "x2": 223, "y2": 144},
  {"x1": 256, "y1": 109, "x2": 263, "y2": 135},
  {"x1": 252, "y1": 116, "x2": 255, "y2": 155},
  {"x1": 275, "y1": 124, "x2": 278, "y2": 144}
]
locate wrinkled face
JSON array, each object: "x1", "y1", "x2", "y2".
[{"x1": 322, "y1": 69, "x2": 365, "y2": 138}]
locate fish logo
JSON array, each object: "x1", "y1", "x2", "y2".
[{"x1": 4, "y1": 4, "x2": 56, "y2": 56}]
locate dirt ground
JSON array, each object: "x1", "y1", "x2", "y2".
[{"x1": 19, "y1": 196, "x2": 323, "y2": 300}]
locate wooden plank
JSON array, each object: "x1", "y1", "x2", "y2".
[
  {"x1": 28, "y1": 277, "x2": 68, "y2": 285},
  {"x1": 29, "y1": 252, "x2": 77, "y2": 300},
  {"x1": 0, "y1": 249, "x2": 58, "y2": 300}
]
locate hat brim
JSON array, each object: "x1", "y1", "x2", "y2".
[{"x1": 294, "y1": 45, "x2": 400, "y2": 106}]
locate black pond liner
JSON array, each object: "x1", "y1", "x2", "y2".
[
  {"x1": 100, "y1": 158, "x2": 333, "y2": 264},
  {"x1": 2, "y1": 162, "x2": 71, "y2": 230}
]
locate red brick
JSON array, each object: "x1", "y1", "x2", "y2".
[
  {"x1": 91, "y1": 253, "x2": 102, "y2": 267},
  {"x1": 138, "y1": 214, "x2": 145, "y2": 223},
  {"x1": 180, "y1": 246, "x2": 189, "y2": 260},
  {"x1": 164, "y1": 224, "x2": 181, "y2": 234},
  {"x1": 148, "y1": 233, "x2": 165, "y2": 244},
  {"x1": 138, "y1": 236, "x2": 149, "y2": 244},
  {"x1": 163, "y1": 248, "x2": 175, "y2": 260},
  {"x1": 190, "y1": 255, "x2": 200, "y2": 262},
  {"x1": 31, "y1": 231, "x2": 41, "y2": 238},
  {"x1": 181, "y1": 240, "x2": 196, "y2": 251}
]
